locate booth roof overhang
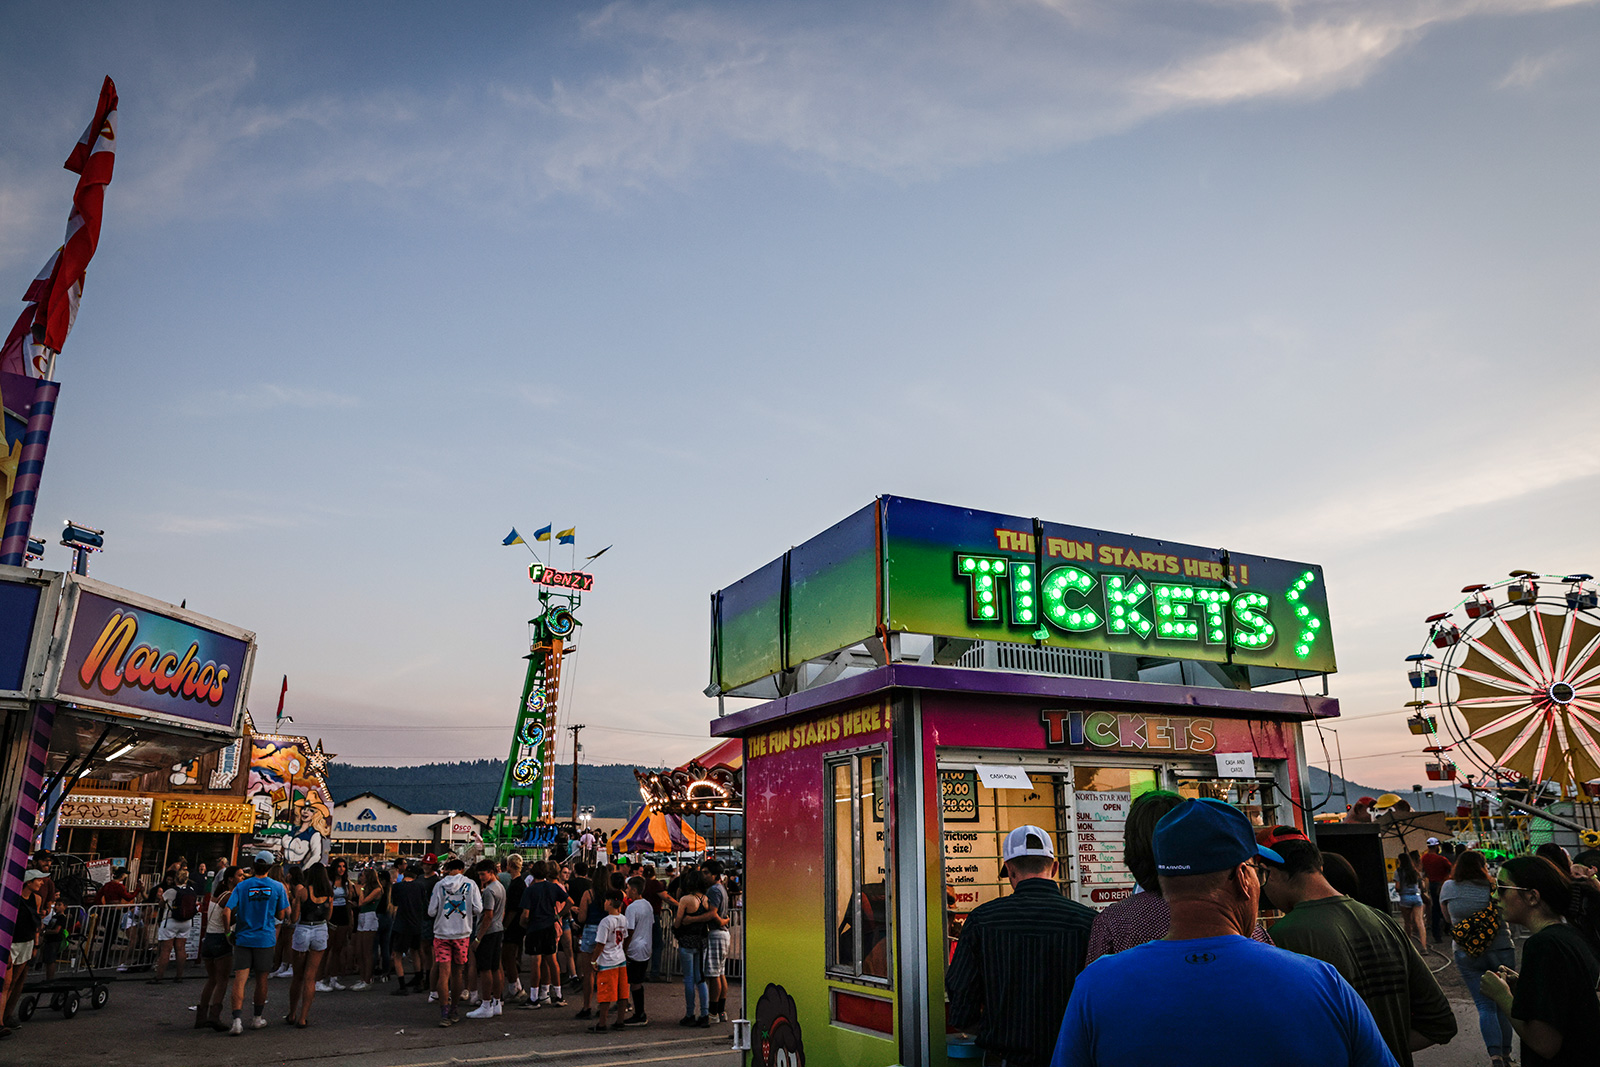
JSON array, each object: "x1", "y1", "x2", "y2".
[
  {"x1": 0, "y1": 565, "x2": 255, "y2": 777},
  {"x1": 710, "y1": 661, "x2": 1340, "y2": 740}
]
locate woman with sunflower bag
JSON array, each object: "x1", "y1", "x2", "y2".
[{"x1": 1440, "y1": 850, "x2": 1516, "y2": 1067}]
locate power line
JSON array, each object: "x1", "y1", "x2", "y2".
[{"x1": 292, "y1": 721, "x2": 710, "y2": 739}]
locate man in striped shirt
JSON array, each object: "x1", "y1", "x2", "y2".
[{"x1": 947, "y1": 825, "x2": 1095, "y2": 1066}]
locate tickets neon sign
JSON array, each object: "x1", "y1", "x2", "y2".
[
  {"x1": 955, "y1": 554, "x2": 1324, "y2": 659},
  {"x1": 529, "y1": 563, "x2": 594, "y2": 591}
]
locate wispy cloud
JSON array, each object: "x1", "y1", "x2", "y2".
[
  {"x1": 0, "y1": 0, "x2": 1592, "y2": 268},
  {"x1": 155, "y1": 512, "x2": 300, "y2": 535},
  {"x1": 205, "y1": 384, "x2": 360, "y2": 411},
  {"x1": 1228, "y1": 422, "x2": 1600, "y2": 555},
  {"x1": 1496, "y1": 48, "x2": 1571, "y2": 88}
]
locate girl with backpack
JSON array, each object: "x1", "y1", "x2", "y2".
[
  {"x1": 1440, "y1": 850, "x2": 1516, "y2": 1067},
  {"x1": 149, "y1": 873, "x2": 196, "y2": 982}
]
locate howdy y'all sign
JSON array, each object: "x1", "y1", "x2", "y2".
[
  {"x1": 1041, "y1": 709, "x2": 1217, "y2": 753},
  {"x1": 56, "y1": 590, "x2": 248, "y2": 728}
]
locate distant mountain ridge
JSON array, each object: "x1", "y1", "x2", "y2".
[
  {"x1": 1308, "y1": 765, "x2": 1473, "y2": 815},
  {"x1": 326, "y1": 760, "x2": 660, "y2": 819},
  {"x1": 328, "y1": 758, "x2": 1467, "y2": 822}
]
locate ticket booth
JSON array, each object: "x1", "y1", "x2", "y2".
[{"x1": 708, "y1": 497, "x2": 1340, "y2": 1067}]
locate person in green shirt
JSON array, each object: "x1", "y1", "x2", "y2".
[{"x1": 1256, "y1": 825, "x2": 1456, "y2": 1067}]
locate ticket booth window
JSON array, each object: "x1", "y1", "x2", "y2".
[
  {"x1": 827, "y1": 749, "x2": 892, "y2": 985},
  {"x1": 1176, "y1": 775, "x2": 1278, "y2": 828}
]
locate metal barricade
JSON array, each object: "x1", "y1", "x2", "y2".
[
  {"x1": 653, "y1": 906, "x2": 742, "y2": 980},
  {"x1": 30, "y1": 906, "x2": 90, "y2": 975},
  {"x1": 79, "y1": 903, "x2": 162, "y2": 974}
]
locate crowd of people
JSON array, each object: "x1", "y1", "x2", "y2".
[
  {"x1": 161, "y1": 849, "x2": 739, "y2": 1035},
  {"x1": 948, "y1": 795, "x2": 1600, "y2": 1067}
]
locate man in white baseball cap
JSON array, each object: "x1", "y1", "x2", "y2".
[{"x1": 947, "y1": 823, "x2": 1096, "y2": 1066}]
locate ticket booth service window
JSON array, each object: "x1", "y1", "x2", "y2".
[{"x1": 826, "y1": 748, "x2": 892, "y2": 985}]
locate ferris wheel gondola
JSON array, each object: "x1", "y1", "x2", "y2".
[{"x1": 1411, "y1": 572, "x2": 1600, "y2": 794}]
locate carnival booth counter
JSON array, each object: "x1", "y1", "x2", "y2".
[{"x1": 708, "y1": 497, "x2": 1339, "y2": 1067}]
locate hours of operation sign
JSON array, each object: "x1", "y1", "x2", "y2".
[{"x1": 1075, "y1": 790, "x2": 1135, "y2": 908}]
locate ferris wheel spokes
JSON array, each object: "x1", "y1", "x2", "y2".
[
  {"x1": 1453, "y1": 664, "x2": 1536, "y2": 695},
  {"x1": 1551, "y1": 607, "x2": 1578, "y2": 680},
  {"x1": 1483, "y1": 614, "x2": 1545, "y2": 686},
  {"x1": 1411, "y1": 572, "x2": 1600, "y2": 794},
  {"x1": 1561, "y1": 611, "x2": 1600, "y2": 671}
]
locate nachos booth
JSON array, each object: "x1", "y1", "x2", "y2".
[{"x1": 707, "y1": 497, "x2": 1340, "y2": 1067}]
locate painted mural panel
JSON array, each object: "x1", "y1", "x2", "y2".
[
  {"x1": 742, "y1": 699, "x2": 898, "y2": 1064},
  {"x1": 247, "y1": 732, "x2": 334, "y2": 866}
]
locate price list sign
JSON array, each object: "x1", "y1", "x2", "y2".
[
  {"x1": 1074, "y1": 790, "x2": 1135, "y2": 908},
  {"x1": 940, "y1": 769, "x2": 979, "y2": 822}
]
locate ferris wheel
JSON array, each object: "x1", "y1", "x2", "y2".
[{"x1": 1408, "y1": 571, "x2": 1600, "y2": 795}]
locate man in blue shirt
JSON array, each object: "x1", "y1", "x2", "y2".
[
  {"x1": 1052, "y1": 799, "x2": 1398, "y2": 1067},
  {"x1": 223, "y1": 851, "x2": 290, "y2": 1036}
]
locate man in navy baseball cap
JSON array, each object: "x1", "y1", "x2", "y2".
[
  {"x1": 1053, "y1": 799, "x2": 1397, "y2": 1067},
  {"x1": 1153, "y1": 797, "x2": 1283, "y2": 875}
]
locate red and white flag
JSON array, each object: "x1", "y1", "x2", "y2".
[{"x1": 0, "y1": 76, "x2": 117, "y2": 379}]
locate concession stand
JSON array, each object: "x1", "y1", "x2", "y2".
[
  {"x1": 707, "y1": 497, "x2": 1340, "y2": 1067},
  {"x1": 0, "y1": 567, "x2": 254, "y2": 963}
]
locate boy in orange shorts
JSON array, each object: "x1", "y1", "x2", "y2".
[{"x1": 586, "y1": 891, "x2": 630, "y2": 1032}]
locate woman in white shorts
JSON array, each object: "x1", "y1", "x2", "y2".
[
  {"x1": 288, "y1": 863, "x2": 332, "y2": 1027},
  {"x1": 149, "y1": 873, "x2": 191, "y2": 983},
  {"x1": 352, "y1": 869, "x2": 383, "y2": 990}
]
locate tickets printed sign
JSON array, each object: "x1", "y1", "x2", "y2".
[{"x1": 1075, "y1": 791, "x2": 1135, "y2": 907}]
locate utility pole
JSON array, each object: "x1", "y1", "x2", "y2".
[{"x1": 568, "y1": 723, "x2": 586, "y2": 823}]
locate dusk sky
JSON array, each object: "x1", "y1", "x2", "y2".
[{"x1": 2, "y1": 1, "x2": 1597, "y2": 790}]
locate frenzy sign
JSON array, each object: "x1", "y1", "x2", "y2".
[
  {"x1": 528, "y1": 563, "x2": 594, "y2": 591},
  {"x1": 57, "y1": 590, "x2": 249, "y2": 728},
  {"x1": 1041, "y1": 709, "x2": 1217, "y2": 753}
]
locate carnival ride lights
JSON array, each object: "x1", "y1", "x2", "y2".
[
  {"x1": 61, "y1": 519, "x2": 103, "y2": 575},
  {"x1": 489, "y1": 577, "x2": 585, "y2": 847},
  {"x1": 635, "y1": 758, "x2": 741, "y2": 814},
  {"x1": 1405, "y1": 570, "x2": 1600, "y2": 801}
]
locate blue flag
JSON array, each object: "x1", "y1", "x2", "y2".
[
  {"x1": 502, "y1": 528, "x2": 525, "y2": 546},
  {"x1": 533, "y1": 524, "x2": 552, "y2": 542},
  {"x1": 557, "y1": 527, "x2": 576, "y2": 545}
]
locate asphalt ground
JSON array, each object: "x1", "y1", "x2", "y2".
[
  {"x1": 1415, "y1": 944, "x2": 1513, "y2": 1067},
  {"x1": 0, "y1": 970, "x2": 743, "y2": 1067},
  {"x1": 0, "y1": 945, "x2": 1514, "y2": 1067}
]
